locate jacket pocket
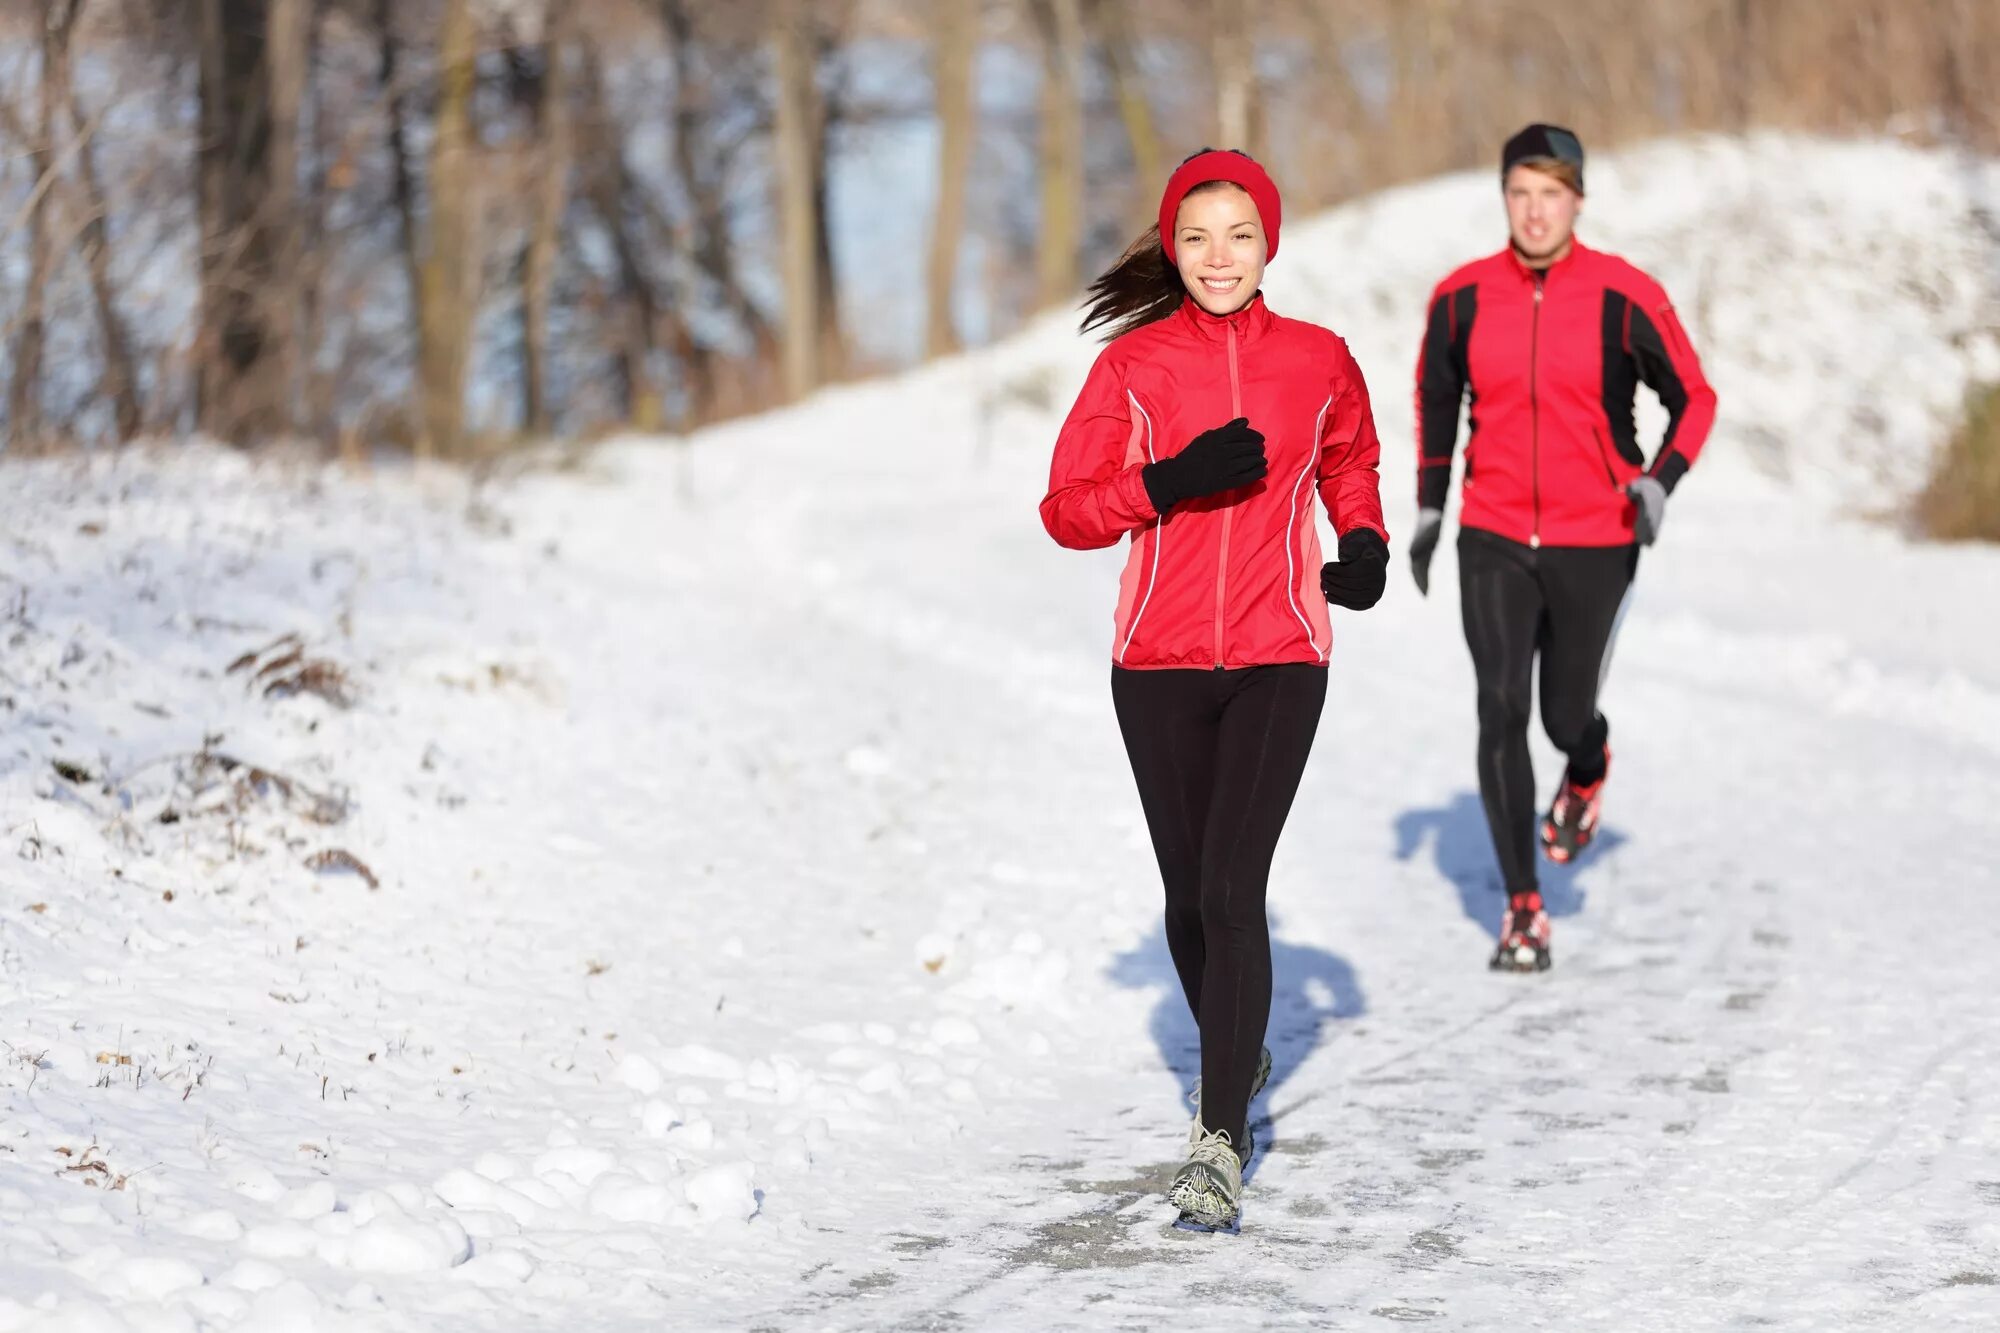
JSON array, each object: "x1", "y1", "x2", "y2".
[{"x1": 1591, "y1": 425, "x2": 1623, "y2": 489}]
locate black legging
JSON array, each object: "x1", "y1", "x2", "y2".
[
  {"x1": 1458, "y1": 528, "x2": 1636, "y2": 894},
  {"x1": 1111, "y1": 663, "x2": 1326, "y2": 1148}
]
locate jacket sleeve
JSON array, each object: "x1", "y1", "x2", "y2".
[
  {"x1": 1039, "y1": 348, "x2": 1159, "y2": 550},
  {"x1": 1415, "y1": 281, "x2": 1474, "y2": 510},
  {"x1": 1317, "y1": 340, "x2": 1388, "y2": 543},
  {"x1": 1628, "y1": 288, "x2": 1717, "y2": 493}
]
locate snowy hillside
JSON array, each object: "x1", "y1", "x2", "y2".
[{"x1": 3, "y1": 136, "x2": 2000, "y2": 1331}]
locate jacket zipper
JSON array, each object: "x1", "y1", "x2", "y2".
[
  {"x1": 1530, "y1": 273, "x2": 1544, "y2": 549},
  {"x1": 1214, "y1": 319, "x2": 1242, "y2": 668}
]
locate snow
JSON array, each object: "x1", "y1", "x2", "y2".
[
  {"x1": 612, "y1": 1055, "x2": 662, "y2": 1094},
  {"x1": 2, "y1": 134, "x2": 1999, "y2": 1328}
]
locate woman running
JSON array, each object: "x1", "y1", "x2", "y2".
[{"x1": 1040, "y1": 148, "x2": 1389, "y2": 1228}]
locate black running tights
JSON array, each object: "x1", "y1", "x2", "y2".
[
  {"x1": 1458, "y1": 528, "x2": 1636, "y2": 894},
  {"x1": 1111, "y1": 663, "x2": 1326, "y2": 1147}
]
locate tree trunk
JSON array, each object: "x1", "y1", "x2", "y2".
[
  {"x1": 418, "y1": 0, "x2": 477, "y2": 458},
  {"x1": 578, "y1": 39, "x2": 667, "y2": 429},
  {"x1": 1091, "y1": 0, "x2": 1162, "y2": 230},
  {"x1": 925, "y1": 0, "x2": 976, "y2": 357},
  {"x1": 1388, "y1": 0, "x2": 1463, "y2": 180},
  {"x1": 661, "y1": 0, "x2": 724, "y2": 420},
  {"x1": 9, "y1": 0, "x2": 65, "y2": 446},
  {"x1": 1031, "y1": 0, "x2": 1084, "y2": 310},
  {"x1": 771, "y1": 0, "x2": 819, "y2": 400},
  {"x1": 811, "y1": 63, "x2": 844, "y2": 382},
  {"x1": 807, "y1": 13, "x2": 850, "y2": 380},
  {"x1": 1934, "y1": 0, "x2": 1996, "y2": 147},
  {"x1": 267, "y1": 0, "x2": 307, "y2": 432},
  {"x1": 299, "y1": 0, "x2": 336, "y2": 446},
  {"x1": 65, "y1": 22, "x2": 144, "y2": 443},
  {"x1": 1293, "y1": 0, "x2": 1378, "y2": 205},
  {"x1": 522, "y1": 1, "x2": 573, "y2": 436},
  {"x1": 197, "y1": 0, "x2": 292, "y2": 446},
  {"x1": 1212, "y1": 0, "x2": 1261, "y2": 158},
  {"x1": 377, "y1": 0, "x2": 422, "y2": 326}
]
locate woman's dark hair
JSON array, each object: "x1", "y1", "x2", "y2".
[{"x1": 1080, "y1": 148, "x2": 1258, "y2": 343}]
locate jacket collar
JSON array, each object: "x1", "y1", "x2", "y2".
[
  {"x1": 1174, "y1": 291, "x2": 1275, "y2": 345},
  {"x1": 1505, "y1": 237, "x2": 1590, "y2": 283}
]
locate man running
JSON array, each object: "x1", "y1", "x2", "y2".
[{"x1": 1407, "y1": 123, "x2": 1717, "y2": 972}]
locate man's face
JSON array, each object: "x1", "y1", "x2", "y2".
[{"x1": 1504, "y1": 165, "x2": 1582, "y2": 265}]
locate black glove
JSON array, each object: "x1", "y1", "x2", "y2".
[
  {"x1": 1320, "y1": 527, "x2": 1389, "y2": 611},
  {"x1": 1141, "y1": 418, "x2": 1267, "y2": 513},
  {"x1": 1627, "y1": 475, "x2": 1667, "y2": 546},
  {"x1": 1408, "y1": 507, "x2": 1444, "y2": 597}
]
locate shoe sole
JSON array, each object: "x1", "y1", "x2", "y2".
[
  {"x1": 1168, "y1": 1165, "x2": 1240, "y2": 1229},
  {"x1": 1489, "y1": 946, "x2": 1553, "y2": 973},
  {"x1": 1540, "y1": 816, "x2": 1597, "y2": 865}
]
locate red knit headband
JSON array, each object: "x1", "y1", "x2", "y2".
[{"x1": 1158, "y1": 151, "x2": 1283, "y2": 265}]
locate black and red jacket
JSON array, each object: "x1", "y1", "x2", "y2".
[{"x1": 1416, "y1": 240, "x2": 1717, "y2": 548}]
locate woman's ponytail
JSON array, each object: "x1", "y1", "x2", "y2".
[{"x1": 1078, "y1": 225, "x2": 1185, "y2": 343}]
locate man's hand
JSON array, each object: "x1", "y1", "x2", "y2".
[
  {"x1": 1408, "y1": 507, "x2": 1444, "y2": 596},
  {"x1": 1627, "y1": 475, "x2": 1667, "y2": 546}
]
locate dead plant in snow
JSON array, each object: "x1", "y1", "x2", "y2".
[{"x1": 227, "y1": 632, "x2": 357, "y2": 708}]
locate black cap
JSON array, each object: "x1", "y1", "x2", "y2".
[{"x1": 1501, "y1": 123, "x2": 1585, "y2": 192}]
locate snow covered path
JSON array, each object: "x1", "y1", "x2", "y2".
[
  {"x1": 5, "y1": 136, "x2": 2000, "y2": 1330},
  {"x1": 652, "y1": 374, "x2": 2000, "y2": 1329}
]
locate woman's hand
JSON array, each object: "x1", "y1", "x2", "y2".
[
  {"x1": 1320, "y1": 527, "x2": 1389, "y2": 610},
  {"x1": 1141, "y1": 418, "x2": 1267, "y2": 513}
]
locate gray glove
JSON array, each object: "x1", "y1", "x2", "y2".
[
  {"x1": 1627, "y1": 475, "x2": 1667, "y2": 546},
  {"x1": 1408, "y1": 507, "x2": 1444, "y2": 596}
]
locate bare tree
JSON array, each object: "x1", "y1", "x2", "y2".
[
  {"x1": 376, "y1": 0, "x2": 422, "y2": 320},
  {"x1": 576, "y1": 35, "x2": 668, "y2": 429},
  {"x1": 417, "y1": 0, "x2": 477, "y2": 457},
  {"x1": 658, "y1": 0, "x2": 736, "y2": 421},
  {"x1": 1212, "y1": 0, "x2": 1261, "y2": 156},
  {"x1": 268, "y1": 0, "x2": 307, "y2": 411},
  {"x1": 296, "y1": 0, "x2": 343, "y2": 446},
  {"x1": 0, "y1": 0, "x2": 1992, "y2": 455},
  {"x1": 196, "y1": 0, "x2": 297, "y2": 445},
  {"x1": 1089, "y1": 0, "x2": 1162, "y2": 228},
  {"x1": 65, "y1": 11, "x2": 143, "y2": 443},
  {"x1": 925, "y1": 0, "x2": 977, "y2": 357},
  {"x1": 522, "y1": 1, "x2": 575, "y2": 436},
  {"x1": 771, "y1": 0, "x2": 820, "y2": 399},
  {"x1": 1030, "y1": 0, "x2": 1084, "y2": 310},
  {"x1": 812, "y1": 19, "x2": 848, "y2": 382},
  {"x1": 10, "y1": 0, "x2": 80, "y2": 446}
]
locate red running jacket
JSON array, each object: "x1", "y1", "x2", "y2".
[
  {"x1": 1417, "y1": 241, "x2": 1717, "y2": 548},
  {"x1": 1041, "y1": 294, "x2": 1387, "y2": 669}
]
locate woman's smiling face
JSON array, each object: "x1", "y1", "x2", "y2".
[{"x1": 1174, "y1": 185, "x2": 1266, "y2": 316}]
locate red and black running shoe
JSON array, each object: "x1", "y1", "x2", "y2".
[
  {"x1": 1490, "y1": 890, "x2": 1552, "y2": 973},
  {"x1": 1540, "y1": 752, "x2": 1609, "y2": 864}
]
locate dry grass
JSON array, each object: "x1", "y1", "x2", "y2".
[
  {"x1": 160, "y1": 747, "x2": 352, "y2": 829},
  {"x1": 304, "y1": 847, "x2": 380, "y2": 890},
  {"x1": 226, "y1": 632, "x2": 357, "y2": 708},
  {"x1": 1915, "y1": 381, "x2": 2000, "y2": 542},
  {"x1": 55, "y1": 1143, "x2": 137, "y2": 1190}
]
